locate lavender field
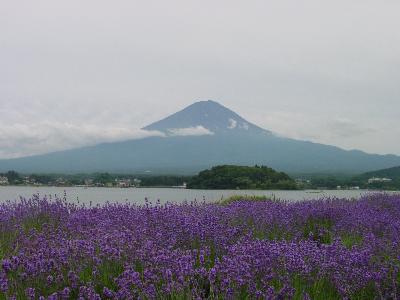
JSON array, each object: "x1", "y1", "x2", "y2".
[{"x1": 1, "y1": 194, "x2": 400, "y2": 299}]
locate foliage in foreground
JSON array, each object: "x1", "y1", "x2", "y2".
[{"x1": 0, "y1": 194, "x2": 400, "y2": 299}]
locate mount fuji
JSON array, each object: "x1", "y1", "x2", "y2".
[{"x1": 1, "y1": 100, "x2": 399, "y2": 174}]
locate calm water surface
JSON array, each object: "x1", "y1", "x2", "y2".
[{"x1": 0, "y1": 186, "x2": 395, "y2": 205}]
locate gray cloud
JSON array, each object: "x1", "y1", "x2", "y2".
[
  {"x1": 1, "y1": 0, "x2": 400, "y2": 158},
  {"x1": 0, "y1": 122, "x2": 164, "y2": 159},
  {"x1": 326, "y1": 119, "x2": 376, "y2": 139},
  {"x1": 167, "y1": 126, "x2": 214, "y2": 137}
]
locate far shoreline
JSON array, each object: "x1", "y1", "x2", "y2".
[{"x1": 1, "y1": 184, "x2": 399, "y2": 192}]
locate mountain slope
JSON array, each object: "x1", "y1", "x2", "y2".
[{"x1": 0, "y1": 100, "x2": 399, "y2": 174}]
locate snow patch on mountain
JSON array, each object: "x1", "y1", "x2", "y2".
[{"x1": 228, "y1": 119, "x2": 237, "y2": 129}]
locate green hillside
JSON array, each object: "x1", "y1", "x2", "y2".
[
  {"x1": 360, "y1": 166, "x2": 400, "y2": 179},
  {"x1": 187, "y1": 165, "x2": 297, "y2": 190},
  {"x1": 357, "y1": 166, "x2": 400, "y2": 189}
]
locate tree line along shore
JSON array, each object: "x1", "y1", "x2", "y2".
[{"x1": 1, "y1": 165, "x2": 399, "y2": 190}]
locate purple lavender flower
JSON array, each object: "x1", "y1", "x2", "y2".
[
  {"x1": 0, "y1": 193, "x2": 399, "y2": 298},
  {"x1": 60, "y1": 287, "x2": 70, "y2": 299},
  {"x1": 1, "y1": 259, "x2": 12, "y2": 273},
  {"x1": 25, "y1": 287, "x2": 35, "y2": 300},
  {"x1": 103, "y1": 287, "x2": 114, "y2": 298},
  {"x1": 46, "y1": 275, "x2": 54, "y2": 285}
]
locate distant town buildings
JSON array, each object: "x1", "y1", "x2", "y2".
[
  {"x1": 295, "y1": 179, "x2": 311, "y2": 184},
  {"x1": 0, "y1": 176, "x2": 9, "y2": 185},
  {"x1": 84, "y1": 179, "x2": 94, "y2": 186},
  {"x1": 114, "y1": 178, "x2": 142, "y2": 188},
  {"x1": 172, "y1": 182, "x2": 187, "y2": 189},
  {"x1": 133, "y1": 178, "x2": 142, "y2": 186},
  {"x1": 22, "y1": 176, "x2": 37, "y2": 185},
  {"x1": 349, "y1": 186, "x2": 360, "y2": 190},
  {"x1": 55, "y1": 177, "x2": 67, "y2": 186},
  {"x1": 368, "y1": 177, "x2": 392, "y2": 184},
  {"x1": 116, "y1": 179, "x2": 131, "y2": 188}
]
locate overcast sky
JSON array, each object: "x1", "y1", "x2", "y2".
[{"x1": 1, "y1": 0, "x2": 399, "y2": 159}]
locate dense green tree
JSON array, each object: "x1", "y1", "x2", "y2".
[
  {"x1": 5, "y1": 170, "x2": 21, "y2": 184},
  {"x1": 93, "y1": 173, "x2": 114, "y2": 185},
  {"x1": 187, "y1": 165, "x2": 297, "y2": 190}
]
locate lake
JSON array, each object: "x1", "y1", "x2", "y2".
[{"x1": 0, "y1": 186, "x2": 395, "y2": 205}]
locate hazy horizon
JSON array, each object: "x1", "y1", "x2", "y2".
[{"x1": 1, "y1": 0, "x2": 400, "y2": 159}]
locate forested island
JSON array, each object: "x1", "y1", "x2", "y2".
[{"x1": 187, "y1": 165, "x2": 297, "y2": 190}]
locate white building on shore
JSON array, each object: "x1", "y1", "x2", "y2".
[{"x1": 368, "y1": 177, "x2": 392, "y2": 184}]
